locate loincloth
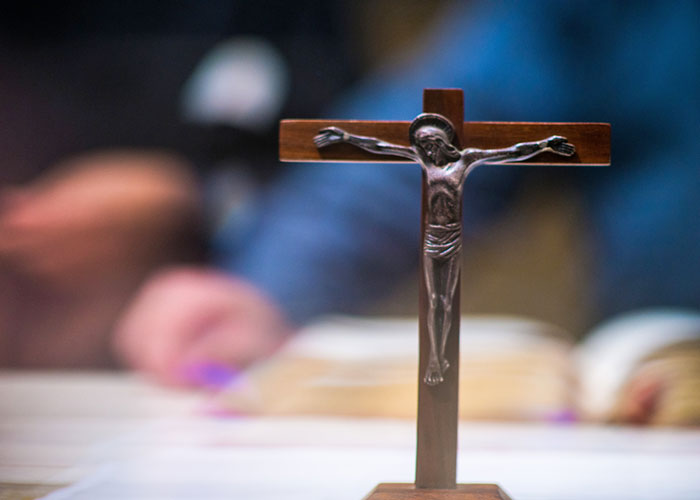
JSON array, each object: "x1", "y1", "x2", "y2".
[{"x1": 424, "y1": 222, "x2": 462, "y2": 260}]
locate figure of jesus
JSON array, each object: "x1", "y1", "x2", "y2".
[{"x1": 314, "y1": 113, "x2": 575, "y2": 385}]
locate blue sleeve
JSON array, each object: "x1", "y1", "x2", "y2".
[
  {"x1": 218, "y1": 0, "x2": 700, "y2": 324},
  {"x1": 217, "y1": 2, "x2": 549, "y2": 324}
]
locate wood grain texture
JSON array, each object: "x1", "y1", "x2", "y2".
[
  {"x1": 423, "y1": 88, "x2": 465, "y2": 148},
  {"x1": 279, "y1": 121, "x2": 610, "y2": 166},
  {"x1": 363, "y1": 483, "x2": 513, "y2": 500},
  {"x1": 415, "y1": 89, "x2": 462, "y2": 490}
]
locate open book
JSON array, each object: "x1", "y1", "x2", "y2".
[{"x1": 217, "y1": 312, "x2": 700, "y2": 425}]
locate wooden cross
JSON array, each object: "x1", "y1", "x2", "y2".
[{"x1": 279, "y1": 88, "x2": 610, "y2": 499}]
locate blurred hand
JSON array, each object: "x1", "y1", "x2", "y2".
[
  {"x1": 0, "y1": 151, "x2": 202, "y2": 368},
  {"x1": 113, "y1": 267, "x2": 293, "y2": 386},
  {"x1": 613, "y1": 340, "x2": 700, "y2": 426},
  {"x1": 0, "y1": 151, "x2": 200, "y2": 292}
]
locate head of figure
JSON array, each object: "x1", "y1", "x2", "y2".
[{"x1": 409, "y1": 114, "x2": 461, "y2": 166}]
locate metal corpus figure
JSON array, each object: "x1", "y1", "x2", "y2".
[{"x1": 314, "y1": 114, "x2": 575, "y2": 385}]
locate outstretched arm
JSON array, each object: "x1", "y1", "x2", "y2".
[
  {"x1": 314, "y1": 127, "x2": 418, "y2": 161},
  {"x1": 466, "y1": 135, "x2": 576, "y2": 164}
]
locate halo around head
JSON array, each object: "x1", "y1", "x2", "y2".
[{"x1": 409, "y1": 113, "x2": 456, "y2": 146}]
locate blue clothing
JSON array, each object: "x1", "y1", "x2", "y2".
[{"x1": 218, "y1": 1, "x2": 700, "y2": 325}]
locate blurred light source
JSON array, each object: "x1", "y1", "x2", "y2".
[{"x1": 181, "y1": 37, "x2": 289, "y2": 132}]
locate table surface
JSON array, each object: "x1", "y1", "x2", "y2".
[{"x1": 1, "y1": 370, "x2": 700, "y2": 500}]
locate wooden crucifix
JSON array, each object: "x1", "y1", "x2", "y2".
[{"x1": 279, "y1": 88, "x2": 610, "y2": 499}]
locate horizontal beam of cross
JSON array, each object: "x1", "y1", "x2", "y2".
[{"x1": 279, "y1": 120, "x2": 610, "y2": 166}]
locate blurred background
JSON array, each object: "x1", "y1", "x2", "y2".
[{"x1": 0, "y1": 0, "x2": 698, "y2": 426}]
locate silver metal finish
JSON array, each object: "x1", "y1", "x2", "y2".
[{"x1": 314, "y1": 113, "x2": 575, "y2": 385}]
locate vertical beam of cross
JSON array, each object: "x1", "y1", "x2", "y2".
[
  {"x1": 278, "y1": 88, "x2": 610, "y2": 494},
  {"x1": 415, "y1": 89, "x2": 464, "y2": 489}
]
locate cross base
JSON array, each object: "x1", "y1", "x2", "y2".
[{"x1": 363, "y1": 483, "x2": 513, "y2": 500}]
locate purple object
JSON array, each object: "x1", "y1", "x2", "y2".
[
  {"x1": 180, "y1": 362, "x2": 241, "y2": 389},
  {"x1": 546, "y1": 409, "x2": 578, "y2": 424}
]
